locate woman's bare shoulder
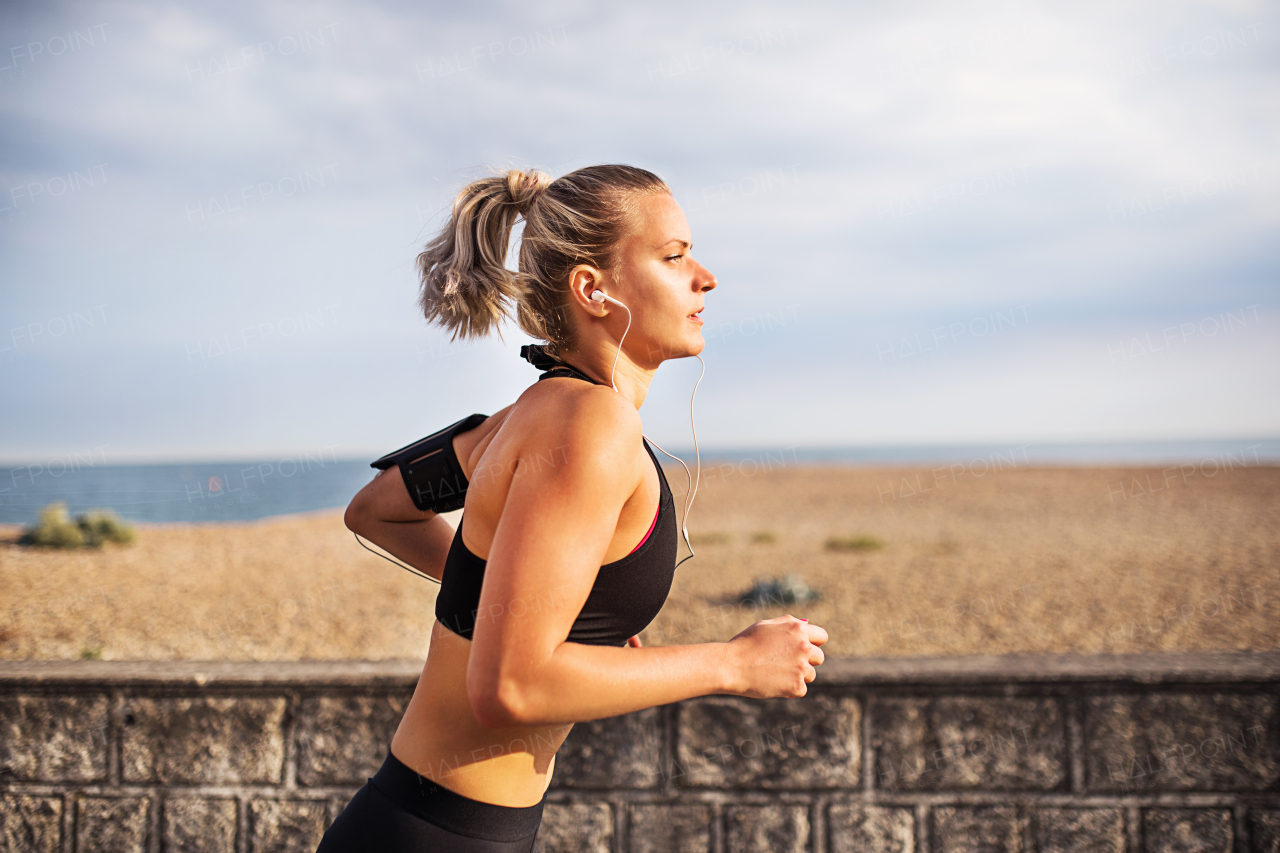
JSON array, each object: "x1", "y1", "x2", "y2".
[
  {"x1": 458, "y1": 383, "x2": 642, "y2": 483},
  {"x1": 511, "y1": 377, "x2": 642, "y2": 453}
]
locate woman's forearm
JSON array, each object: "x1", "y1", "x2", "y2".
[
  {"x1": 349, "y1": 514, "x2": 455, "y2": 582},
  {"x1": 503, "y1": 640, "x2": 741, "y2": 726}
]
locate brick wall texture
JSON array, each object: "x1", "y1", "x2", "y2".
[{"x1": 1, "y1": 654, "x2": 1277, "y2": 852}]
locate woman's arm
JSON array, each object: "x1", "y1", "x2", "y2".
[
  {"x1": 471, "y1": 615, "x2": 826, "y2": 727},
  {"x1": 346, "y1": 406, "x2": 512, "y2": 581},
  {"x1": 499, "y1": 615, "x2": 825, "y2": 726},
  {"x1": 464, "y1": 391, "x2": 826, "y2": 728},
  {"x1": 344, "y1": 468, "x2": 456, "y2": 582}
]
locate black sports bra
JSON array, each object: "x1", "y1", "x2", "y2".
[{"x1": 432, "y1": 345, "x2": 679, "y2": 647}]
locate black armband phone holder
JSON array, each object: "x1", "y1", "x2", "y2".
[{"x1": 370, "y1": 413, "x2": 488, "y2": 513}]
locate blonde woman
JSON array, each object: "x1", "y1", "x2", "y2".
[{"x1": 319, "y1": 165, "x2": 828, "y2": 852}]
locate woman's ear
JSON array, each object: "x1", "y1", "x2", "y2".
[{"x1": 567, "y1": 264, "x2": 605, "y2": 311}]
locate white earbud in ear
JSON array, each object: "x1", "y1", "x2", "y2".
[{"x1": 590, "y1": 290, "x2": 607, "y2": 304}]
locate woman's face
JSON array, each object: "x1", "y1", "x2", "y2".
[{"x1": 607, "y1": 192, "x2": 717, "y2": 365}]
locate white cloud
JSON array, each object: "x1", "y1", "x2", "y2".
[{"x1": 0, "y1": 0, "x2": 1276, "y2": 459}]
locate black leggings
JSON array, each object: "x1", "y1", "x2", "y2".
[{"x1": 315, "y1": 748, "x2": 546, "y2": 852}]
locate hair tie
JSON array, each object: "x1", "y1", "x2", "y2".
[{"x1": 511, "y1": 169, "x2": 549, "y2": 214}]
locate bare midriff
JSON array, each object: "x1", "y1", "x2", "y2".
[{"x1": 389, "y1": 618, "x2": 573, "y2": 808}]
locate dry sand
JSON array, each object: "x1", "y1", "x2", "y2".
[{"x1": 1, "y1": 463, "x2": 1276, "y2": 661}]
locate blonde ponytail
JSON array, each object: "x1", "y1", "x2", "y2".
[
  {"x1": 416, "y1": 168, "x2": 550, "y2": 341},
  {"x1": 417, "y1": 164, "x2": 669, "y2": 351}
]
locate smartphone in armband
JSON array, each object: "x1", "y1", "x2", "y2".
[{"x1": 370, "y1": 413, "x2": 488, "y2": 513}]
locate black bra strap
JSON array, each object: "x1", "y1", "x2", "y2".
[{"x1": 520, "y1": 343, "x2": 606, "y2": 386}]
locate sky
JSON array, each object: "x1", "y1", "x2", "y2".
[{"x1": 1, "y1": 0, "x2": 1277, "y2": 464}]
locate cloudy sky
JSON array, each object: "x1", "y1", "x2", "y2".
[{"x1": 1, "y1": 0, "x2": 1276, "y2": 464}]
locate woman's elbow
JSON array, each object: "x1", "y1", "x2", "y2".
[
  {"x1": 343, "y1": 500, "x2": 365, "y2": 533},
  {"x1": 467, "y1": 675, "x2": 530, "y2": 729},
  {"x1": 344, "y1": 484, "x2": 375, "y2": 533}
]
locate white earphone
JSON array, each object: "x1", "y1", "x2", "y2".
[{"x1": 591, "y1": 288, "x2": 704, "y2": 569}]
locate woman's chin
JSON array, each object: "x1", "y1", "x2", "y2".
[
  {"x1": 649, "y1": 329, "x2": 706, "y2": 363},
  {"x1": 682, "y1": 330, "x2": 707, "y2": 357}
]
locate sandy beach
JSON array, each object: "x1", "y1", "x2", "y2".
[{"x1": 2, "y1": 462, "x2": 1276, "y2": 661}]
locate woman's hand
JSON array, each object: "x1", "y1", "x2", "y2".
[{"x1": 725, "y1": 615, "x2": 827, "y2": 699}]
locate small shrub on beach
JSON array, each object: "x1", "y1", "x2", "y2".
[
  {"x1": 21, "y1": 503, "x2": 85, "y2": 548},
  {"x1": 739, "y1": 573, "x2": 822, "y2": 605},
  {"x1": 751, "y1": 530, "x2": 778, "y2": 545},
  {"x1": 690, "y1": 531, "x2": 731, "y2": 546},
  {"x1": 19, "y1": 503, "x2": 135, "y2": 549},
  {"x1": 825, "y1": 534, "x2": 885, "y2": 552},
  {"x1": 79, "y1": 509, "x2": 136, "y2": 545}
]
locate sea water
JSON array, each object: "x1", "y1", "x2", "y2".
[{"x1": 0, "y1": 438, "x2": 1274, "y2": 526}]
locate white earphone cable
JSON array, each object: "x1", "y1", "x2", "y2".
[
  {"x1": 353, "y1": 530, "x2": 441, "y2": 584},
  {"x1": 598, "y1": 291, "x2": 703, "y2": 567}
]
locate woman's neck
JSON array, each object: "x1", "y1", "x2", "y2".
[{"x1": 556, "y1": 342, "x2": 653, "y2": 409}]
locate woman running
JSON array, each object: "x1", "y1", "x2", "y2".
[{"x1": 319, "y1": 164, "x2": 828, "y2": 852}]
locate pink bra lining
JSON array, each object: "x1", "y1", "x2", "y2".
[{"x1": 628, "y1": 503, "x2": 661, "y2": 555}]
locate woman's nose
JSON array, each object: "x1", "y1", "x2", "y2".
[{"x1": 695, "y1": 261, "x2": 717, "y2": 290}]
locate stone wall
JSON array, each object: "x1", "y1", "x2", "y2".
[{"x1": 1, "y1": 651, "x2": 1277, "y2": 852}]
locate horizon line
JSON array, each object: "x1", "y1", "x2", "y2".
[{"x1": 1, "y1": 436, "x2": 1276, "y2": 469}]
